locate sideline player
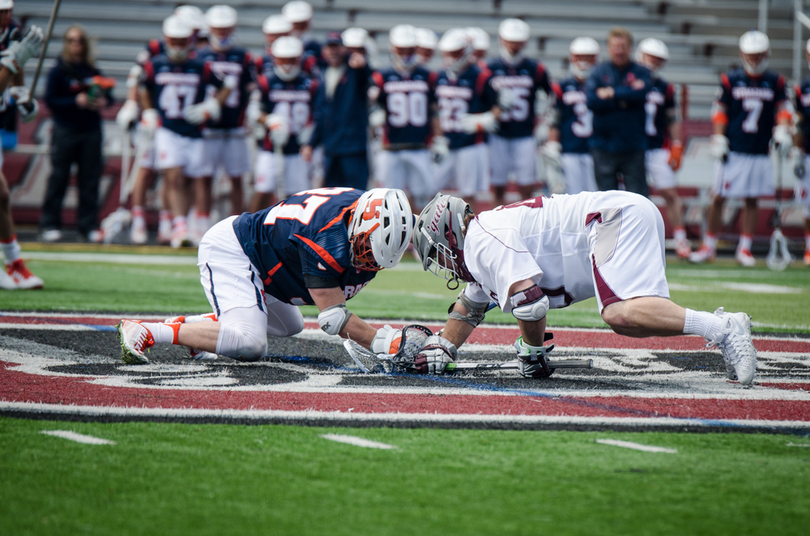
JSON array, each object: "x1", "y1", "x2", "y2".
[
  {"x1": 371, "y1": 24, "x2": 436, "y2": 211},
  {"x1": 432, "y1": 28, "x2": 497, "y2": 213},
  {"x1": 635, "y1": 38, "x2": 691, "y2": 260},
  {"x1": 467, "y1": 27, "x2": 489, "y2": 68},
  {"x1": 791, "y1": 38, "x2": 810, "y2": 266},
  {"x1": 0, "y1": 21, "x2": 43, "y2": 290},
  {"x1": 249, "y1": 36, "x2": 316, "y2": 212},
  {"x1": 254, "y1": 14, "x2": 292, "y2": 78},
  {"x1": 139, "y1": 15, "x2": 233, "y2": 248},
  {"x1": 282, "y1": 1, "x2": 321, "y2": 71},
  {"x1": 545, "y1": 37, "x2": 599, "y2": 195},
  {"x1": 487, "y1": 18, "x2": 552, "y2": 206},
  {"x1": 415, "y1": 28, "x2": 437, "y2": 67},
  {"x1": 118, "y1": 188, "x2": 414, "y2": 363},
  {"x1": 691, "y1": 30, "x2": 793, "y2": 266},
  {"x1": 410, "y1": 192, "x2": 758, "y2": 385}
]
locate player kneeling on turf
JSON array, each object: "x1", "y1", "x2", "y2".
[
  {"x1": 118, "y1": 188, "x2": 413, "y2": 364},
  {"x1": 411, "y1": 192, "x2": 759, "y2": 385}
]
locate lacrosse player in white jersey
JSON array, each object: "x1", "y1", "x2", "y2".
[{"x1": 411, "y1": 191, "x2": 759, "y2": 385}]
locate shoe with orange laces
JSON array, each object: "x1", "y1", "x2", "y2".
[
  {"x1": 735, "y1": 248, "x2": 756, "y2": 267},
  {"x1": 689, "y1": 244, "x2": 715, "y2": 264},
  {"x1": 804, "y1": 249, "x2": 810, "y2": 266},
  {"x1": 6, "y1": 259, "x2": 43, "y2": 289},
  {"x1": 117, "y1": 320, "x2": 155, "y2": 364},
  {"x1": 675, "y1": 240, "x2": 692, "y2": 260}
]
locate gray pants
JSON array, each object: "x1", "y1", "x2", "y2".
[{"x1": 591, "y1": 148, "x2": 648, "y2": 197}]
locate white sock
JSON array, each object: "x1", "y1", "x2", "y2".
[
  {"x1": 674, "y1": 227, "x2": 687, "y2": 243},
  {"x1": 738, "y1": 234, "x2": 752, "y2": 252},
  {"x1": 704, "y1": 234, "x2": 717, "y2": 250},
  {"x1": 683, "y1": 309, "x2": 725, "y2": 339},
  {"x1": 0, "y1": 236, "x2": 21, "y2": 264},
  {"x1": 141, "y1": 322, "x2": 179, "y2": 345}
]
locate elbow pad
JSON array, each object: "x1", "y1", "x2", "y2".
[
  {"x1": 318, "y1": 303, "x2": 352, "y2": 336},
  {"x1": 447, "y1": 289, "x2": 490, "y2": 328},
  {"x1": 510, "y1": 285, "x2": 549, "y2": 322}
]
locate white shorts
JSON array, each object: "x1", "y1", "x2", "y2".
[
  {"x1": 489, "y1": 134, "x2": 536, "y2": 186},
  {"x1": 586, "y1": 191, "x2": 670, "y2": 312},
  {"x1": 713, "y1": 152, "x2": 774, "y2": 198},
  {"x1": 561, "y1": 153, "x2": 597, "y2": 194},
  {"x1": 435, "y1": 143, "x2": 490, "y2": 197},
  {"x1": 197, "y1": 216, "x2": 304, "y2": 336},
  {"x1": 645, "y1": 148, "x2": 676, "y2": 190},
  {"x1": 376, "y1": 149, "x2": 435, "y2": 203},
  {"x1": 154, "y1": 127, "x2": 206, "y2": 178},
  {"x1": 200, "y1": 128, "x2": 252, "y2": 178},
  {"x1": 254, "y1": 150, "x2": 311, "y2": 197},
  {"x1": 796, "y1": 156, "x2": 810, "y2": 218}
]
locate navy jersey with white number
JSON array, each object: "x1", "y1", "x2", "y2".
[
  {"x1": 487, "y1": 57, "x2": 552, "y2": 139},
  {"x1": 434, "y1": 64, "x2": 496, "y2": 149},
  {"x1": 371, "y1": 67, "x2": 436, "y2": 148},
  {"x1": 196, "y1": 46, "x2": 255, "y2": 129},
  {"x1": 0, "y1": 20, "x2": 22, "y2": 122},
  {"x1": 552, "y1": 77, "x2": 592, "y2": 154},
  {"x1": 231, "y1": 188, "x2": 377, "y2": 306},
  {"x1": 142, "y1": 53, "x2": 222, "y2": 138},
  {"x1": 644, "y1": 77, "x2": 676, "y2": 150},
  {"x1": 717, "y1": 68, "x2": 788, "y2": 155},
  {"x1": 795, "y1": 77, "x2": 810, "y2": 153},
  {"x1": 257, "y1": 71, "x2": 318, "y2": 154}
]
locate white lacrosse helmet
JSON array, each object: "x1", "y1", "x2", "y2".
[
  {"x1": 342, "y1": 27, "x2": 368, "y2": 49},
  {"x1": 439, "y1": 28, "x2": 473, "y2": 73},
  {"x1": 635, "y1": 37, "x2": 669, "y2": 71},
  {"x1": 272, "y1": 36, "x2": 303, "y2": 81},
  {"x1": 174, "y1": 5, "x2": 205, "y2": 31},
  {"x1": 498, "y1": 18, "x2": 529, "y2": 65},
  {"x1": 412, "y1": 193, "x2": 475, "y2": 287},
  {"x1": 282, "y1": 0, "x2": 313, "y2": 23},
  {"x1": 415, "y1": 27, "x2": 437, "y2": 50},
  {"x1": 263, "y1": 14, "x2": 292, "y2": 36},
  {"x1": 348, "y1": 189, "x2": 414, "y2": 271},
  {"x1": 569, "y1": 36, "x2": 600, "y2": 79},
  {"x1": 205, "y1": 5, "x2": 237, "y2": 49},
  {"x1": 467, "y1": 27, "x2": 490, "y2": 51},
  {"x1": 739, "y1": 30, "x2": 770, "y2": 76},
  {"x1": 389, "y1": 24, "x2": 418, "y2": 72},
  {"x1": 0, "y1": 0, "x2": 13, "y2": 10},
  {"x1": 163, "y1": 15, "x2": 193, "y2": 62}
]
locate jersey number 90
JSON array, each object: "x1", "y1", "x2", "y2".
[{"x1": 387, "y1": 92, "x2": 428, "y2": 128}]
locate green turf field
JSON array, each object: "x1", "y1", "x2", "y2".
[{"x1": 1, "y1": 417, "x2": 808, "y2": 536}]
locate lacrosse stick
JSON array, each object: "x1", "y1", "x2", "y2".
[
  {"x1": 343, "y1": 324, "x2": 433, "y2": 373},
  {"x1": 25, "y1": 0, "x2": 62, "y2": 100},
  {"x1": 767, "y1": 151, "x2": 793, "y2": 270},
  {"x1": 445, "y1": 359, "x2": 593, "y2": 373},
  {"x1": 275, "y1": 134, "x2": 286, "y2": 201}
]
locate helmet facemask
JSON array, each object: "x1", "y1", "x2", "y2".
[{"x1": 349, "y1": 189, "x2": 414, "y2": 272}]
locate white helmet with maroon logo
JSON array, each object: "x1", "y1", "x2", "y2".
[{"x1": 348, "y1": 189, "x2": 413, "y2": 271}]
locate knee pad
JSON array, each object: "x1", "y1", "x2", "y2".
[
  {"x1": 216, "y1": 322, "x2": 268, "y2": 362},
  {"x1": 510, "y1": 285, "x2": 549, "y2": 322},
  {"x1": 267, "y1": 313, "x2": 304, "y2": 337}
]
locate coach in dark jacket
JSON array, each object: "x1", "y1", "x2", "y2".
[
  {"x1": 40, "y1": 25, "x2": 112, "y2": 242},
  {"x1": 301, "y1": 32, "x2": 371, "y2": 190},
  {"x1": 585, "y1": 27, "x2": 652, "y2": 196}
]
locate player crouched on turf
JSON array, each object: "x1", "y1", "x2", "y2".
[
  {"x1": 411, "y1": 192, "x2": 759, "y2": 385},
  {"x1": 118, "y1": 188, "x2": 414, "y2": 364}
]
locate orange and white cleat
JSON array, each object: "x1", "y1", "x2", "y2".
[
  {"x1": 675, "y1": 240, "x2": 692, "y2": 260},
  {"x1": 6, "y1": 259, "x2": 43, "y2": 289},
  {"x1": 735, "y1": 248, "x2": 756, "y2": 267},
  {"x1": 689, "y1": 244, "x2": 716, "y2": 264},
  {"x1": 117, "y1": 320, "x2": 155, "y2": 364},
  {"x1": 804, "y1": 249, "x2": 810, "y2": 266}
]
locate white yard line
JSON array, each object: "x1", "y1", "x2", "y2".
[
  {"x1": 320, "y1": 434, "x2": 397, "y2": 449},
  {"x1": 22, "y1": 252, "x2": 197, "y2": 265},
  {"x1": 40, "y1": 430, "x2": 116, "y2": 445},
  {"x1": 595, "y1": 439, "x2": 677, "y2": 453}
]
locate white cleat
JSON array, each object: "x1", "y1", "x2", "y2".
[
  {"x1": 706, "y1": 307, "x2": 757, "y2": 385},
  {"x1": 675, "y1": 240, "x2": 692, "y2": 260},
  {"x1": 188, "y1": 347, "x2": 219, "y2": 361},
  {"x1": 0, "y1": 268, "x2": 17, "y2": 290},
  {"x1": 117, "y1": 320, "x2": 155, "y2": 364},
  {"x1": 170, "y1": 230, "x2": 192, "y2": 249},
  {"x1": 130, "y1": 221, "x2": 148, "y2": 245},
  {"x1": 735, "y1": 248, "x2": 756, "y2": 267},
  {"x1": 6, "y1": 259, "x2": 43, "y2": 289},
  {"x1": 689, "y1": 244, "x2": 715, "y2": 264}
]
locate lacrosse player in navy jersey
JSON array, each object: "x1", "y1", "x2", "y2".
[
  {"x1": 691, "y1": 30, "x2": 794, "y2": 267},
  {"x1": 410, "y1": 191, "x2": 758, "y2": 386},
  {"x1": 415, "y1": 28, "x2": 437, "y2": 67},
  {"x1": 139, "y1": 15, "x2": 234, "y2": 248},
  {"x1": 254, "y1": 15, "x2": 292, "y2": 79},
  {"x1": 545, "y1": 37, "x2": 599, "y2": 195},
  {"x1": 487, "y1": 19, "x2": 553, "y2": 206},
  {"x1": 249, "y1": 36, "x2": 317, "y2": 212},
  {"x1": 283, "y1": 1, "x2": 322, "y2": 73},
  {"x1": 371, "y1": 25, "x2": 437, "y2": 211},
  {"x1": 431, "y1": 28, "x2": 498, "y2": 213},
  {"x1": 790, "y1": 38, "x2": 810, "y2": 266},
  {"x1": 635, "y1": 38, "x2": 691, "y2": 260},
  {"x1": 118, "y1": 188, "x2": 413, "y2": 364}
]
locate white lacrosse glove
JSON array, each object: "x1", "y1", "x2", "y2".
[
  {"x1": 514, "y1": 336, "x2": 556, "y2": 378},
  {"x1": 0, "y1": 26, "x2": 43, "y2": 74},
  {"x1": 772, "y1": 124, "x2": 793, "y2": 159},
  {"x1": 296, "y1": 123, "x2": 315, "y2": 146},
  {"x1": 8, "y1": 86, "x2": 38, "y2": 123},
  {"x1": 140, "y1": 108, "x2": 160, "y2": 140},
  {"x1": 534, "y1": 122, "x2": 549, "y2": 145},
  {"x1": 370, "y1": 324, "x2": 403, "y2": 356},
  {"x1": 369, "y1": 107, "x2": 386, "y2": 128},
  {"x1": 413, "y1": 335, "x2": 457, "y2": 374},
  {"x1": 116, "y1": 99, "x2": 140, "y2": 129},
  {"x1": 183, "y1": 98, "x2": 221, "y2": 125},
  {"x1": 540, "y1": 141, "x2": 566, "y2": 194},
  {"x1": 429, "y1": 135, "x2": 450, "y2": 164},
  {"x1": 710, "y1": 134, "x2": 730, "y2": 163},
  {"x1": 791, "y1": 146, "x2": 806, "y2": 178},
  {"x1": 265, "y1": 113, "x2": 290, "y2": 147},
  {"x1": 245, "y1": 96, "x2": 265, "y2": 140},
  {"x1": 460, "y1": 111, "x2": 497, "y2": 134}
]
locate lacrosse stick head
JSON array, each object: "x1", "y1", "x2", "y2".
[
  {"x1": 766, "y1": 228, "x2": 793, "y2": 271},
  {"x1": 343, "y1": 325, "x2": 433, "y2": 373}
]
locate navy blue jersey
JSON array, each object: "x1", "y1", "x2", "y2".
[
  {"x1": 645, "y1": 77, "x2": 676, "y2": 150},
  {"x1": 717, "y1": 68, "x2": 788, "y2": 155},
  {"x1": 231, "y1": 188, "x2": 377, "y2": 306},
  {"x1": 0, "y1": 20, "x2": 22, "y2": 123},
  {"x1": 433, "y1": 64, "x2": 496, "y2": 149},
  {"x1": 196, "y1": 46, "x2": 255, "y2": 129},
  {"x1": 257, "y1": 71, "x2": 318, "y2": 155},
  {"x1": 552, "y1": 77, "x2": 592, "y2": 154},
  {"x1": 487, "y1": 57, "x2": 552, "y2": 139},
  {"x1": 371, "y1": 67, "x2": 436, "y2": 148},
  {"x1": 302, "y1": 36, "x2": 323, "y2": 73},
  {"x1": 142, "y1": 54, "x2": 222, "y2": 138},
  {"x1": 135, "y1": 39, "x2": 166, "y2": 67},
  {"x1": 795, "y1": 78, "x2": 810, "y2": 152}
]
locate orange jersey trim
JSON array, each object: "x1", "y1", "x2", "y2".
[
  {"x1": 294, "y1": 234, "x2": 345, "y2": 274},
  {"x1": 262, "y1": 262, "x2": 283, "y2": 286},
  {"x1": 318, "y1": 201, "x2": 358, "y2": 234}
]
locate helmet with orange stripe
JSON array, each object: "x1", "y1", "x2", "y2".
[{"x1": 348, "y1": 189, "x2": 413, "y2": 271}]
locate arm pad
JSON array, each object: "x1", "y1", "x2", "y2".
[
  {"x1": 447, "y1": 288, "x2": 490, "y2": 327},
  {"x1": 318, "y1": 303, "x2": 352, "y2": 336}
]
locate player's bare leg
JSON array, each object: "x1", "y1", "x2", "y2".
[
  {"x1": 0, "y1": 172, "x2": 43, "y2": 289},
  {"x1": 735, "y1": 197, "x2": 758, "y2": 266},
  {"x1": 229, "y1": 175, "x2": 244, "y2": 214},
  {"x1": 690, "y1": 195, "x2": 725, "y2": 263},
  {"x1": 248, "y1": 191, "x2": 276, "y2": 213},
  {"x1": 165, "y1": 167, "x2": 192, "y2": 247},
  {"x1": 804, "y1": 216, "x2": 810, "y2": 266},
  {"x1": 192, "y1": 176, "x2": 213, "y2": 243},
  {"x1": 517, "y1": 184, "x2": 535, "y2": 201},
  {"x1": 601, "y1": 297, "x2": 686, "y2": 337},
  {"x1": 130, "y1": 167, "x2": 157, "y2": 244},
  {"x1": 659, "y1": 186, "x2": 691, "y2": 258},
  {"x1": 492, "y1": 185, "x2": 507, "y2": 207}
]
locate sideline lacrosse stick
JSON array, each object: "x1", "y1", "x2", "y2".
[
  {"x1": 767, "y1": 151, "x2": 793, "y2": 270},
  {"x1": 26, "y1": 0, "x2": 62, "y2": 100}
]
